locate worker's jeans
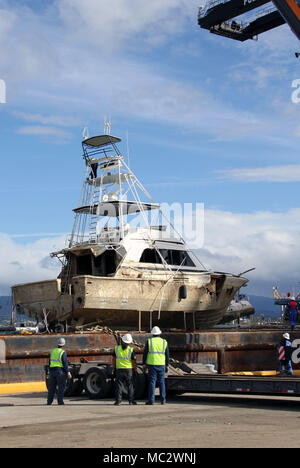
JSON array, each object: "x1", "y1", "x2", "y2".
[
  {"x1": 280, "y1": 360, "x2": 293, "y2": 375},
  {"x1": 115, "y1": 369, "x2": 135, "y2": 403},
  {"x1": 47, "y1": 367, "x2": 67, "y2": 405},
  {"x1": 147, "y1": 365, "x2": 166, "y2": 403},
  {"x1": 289, "y1": 310, "x2": 298, "y2": 330}
]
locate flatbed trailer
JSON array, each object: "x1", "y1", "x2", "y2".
[
  {"x1": 166, "y1": 373, "x2": 300, "y2": 398},
  {"x1": 45, "y1": 359, "x2": 300, "y2": 401}
]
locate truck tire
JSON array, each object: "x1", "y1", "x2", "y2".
[
  {"x1": 70, "y1": 377, "x2": 84, "y2": 396},
  {"x1": 83, "y1": 367, "x2": 111, "y2": 399}
]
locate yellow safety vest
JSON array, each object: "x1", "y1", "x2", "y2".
[
  {"x1": 50, "y1": 347, "x2": 65, "y2": 368},
  {"x1": 146, "y1": 337, "x2": 167, "y2": 366},
  {"x1": 115, "y1": 345, "x2": 134, "y2": 369}
]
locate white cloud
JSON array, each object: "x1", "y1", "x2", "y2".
[
  {"x1": 230, "y1": 63, "x2": 284, "y2": 89},
  {"x1": 195, "y1": 208, "x2": 300, "y2": 288},
  {"x1": 13, "y1": 111, "x2": 80, "y2": 127},
  {"x1": 17, "y1": 125, "x2": 73, "y2": 142},
  {"x1": 217, "y1": 164, "x2": 300, "y2": 182},
  {"x1": 0, "y1": 233, "x2": 66, "y2": 295},
  {"x1": 0, "y1": 0, "x2": 298, "y2": 149},
  {"x1": 0, "y1": 0, "x2": 277, "y2": 142},
  {"x1": 57, "y1": 0, "x2": 199, "y2": 51}
]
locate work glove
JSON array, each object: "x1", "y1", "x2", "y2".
[
  {"x1": 165, "y1": 366, "x2": 169, "y2": 374},
  {"x1": 67, "y1": 372, "x2": 72, "y2": 380},
  {"x1": 143, "y1": 364, "x2": 147, "y2": 372}
]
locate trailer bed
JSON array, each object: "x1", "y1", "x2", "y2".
[{"x1": 166, "y1": 373, "x2": 300, "y2": 397}]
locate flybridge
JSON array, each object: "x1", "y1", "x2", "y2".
[
  {"x1": 198, "y1": 0, "x2": 287, "y2": 41},
  {"x1": 67, "y1": 133, "x2": 160, "y2": 247}
]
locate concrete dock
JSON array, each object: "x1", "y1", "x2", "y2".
[{"x1": 1, "y1": 391, "x2": 300, "y2": 448}]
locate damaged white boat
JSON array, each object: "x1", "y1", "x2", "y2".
[{"x1": 12, "y1": 132, "x2": 249, "y2": 330}]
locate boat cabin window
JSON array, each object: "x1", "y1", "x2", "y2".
[
  {"x1": 77, "y1": 254, "x2": 93, "y2": 275},
  {"x1": 94, "y1": 250, "x2": 118, "y2": 276},
  {"x1": 76, "y1": 250, "x2": 121, "y2": 276},
  {"x1": 139, "y1": 248, "x2": 162, "y2": 264},
  {"x1": 159, "y1": 249, "x2": 195, "y2": 267},
  {"x1": 139, "y1": 248, "x2": 195, "y2": 267}
]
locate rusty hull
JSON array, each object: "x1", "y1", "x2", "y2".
[
  {"x1": 1, "y1": 328, "x2": 299, "y2": 384},
  {"x1": 12, "y1": 271, "x2": 247, "y2": 329}
]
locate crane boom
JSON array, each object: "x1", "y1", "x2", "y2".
[{"x1": 198, "y1": 0, "x2": 300, "y2": 41}]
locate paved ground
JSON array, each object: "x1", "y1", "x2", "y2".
[{"x1": 1, "y1": 392, "x2": 300, "y2": 448}]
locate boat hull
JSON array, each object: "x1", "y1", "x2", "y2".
[{"x1": 12, "y1": 272, "x2": 247, "y2": 329}]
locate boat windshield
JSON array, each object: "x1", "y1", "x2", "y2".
[{"x1": 139, "y1": 248, "x2": 195, "y2": 267}]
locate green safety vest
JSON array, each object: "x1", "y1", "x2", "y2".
[
  {"x1": 146, "y1": 337, "x2": 167, "y2": 366},
  {"x1": 50, "y1": 347, "x2": 65, "y2": 368},
  {"x1": 115, "y1": 345, "x2": 134, "y2": 369}
]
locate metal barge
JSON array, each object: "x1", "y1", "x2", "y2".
[
  {"x1": 2, "y1": 327, "x2": 300, "y2": 401},
  {"x1": 0, "y1": 327, "x2": 296, "y2": 383}
]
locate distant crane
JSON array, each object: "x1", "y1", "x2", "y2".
[{"x1": 198, "y1": 0, "x2": 300, "y2": 42}]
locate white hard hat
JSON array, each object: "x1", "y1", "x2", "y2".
[
  {"x1": 151, "y1": 326, "x2": 162, "y2": 335},
  {"x1": 57, "y1": 337, "x2": 66, "y2": 347},
  {"x1": 283, "y1": 333, "x2": 290, "y2": 340},
  {"x1": 122, "y1": 333, "x2": 133, "y2": 344}
]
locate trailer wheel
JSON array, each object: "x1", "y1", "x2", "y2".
[
  {"x1": 83, "y1": 367, "x2": 111, "y2": 399},
  {"x1": 71, "y1": 377, "x2": 84, "y2": 396}
]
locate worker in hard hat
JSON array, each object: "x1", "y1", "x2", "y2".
[
  {"x1": 47, "y1": 337, "x2": 72, "y2": 406},
  {"x1": 285, "y1": 297, "x2": 298, "y2": 331},
  {"x1": 143, "y1": 326, "x2": 169, "y2": 405},
  {"x1": 113, "y1": 333, "x2": 137, "y2": 406},
  {"x1": 276, "y1": 333, "x2": 294, "y2": 376}
]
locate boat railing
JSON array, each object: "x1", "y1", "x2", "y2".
[{"x1": 67, "y1": 225, "x2": 173, "y2": 248}]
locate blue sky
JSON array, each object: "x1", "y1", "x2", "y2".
[{"x1": 0, "y1": 0, "x2": 300, "y2": 298}]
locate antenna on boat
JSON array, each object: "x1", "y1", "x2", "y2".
[
  {"x1": 82, "y1": 127, "x2": 89, "y2": 140},
  {"x1": 104, "y1": 116, "x2": 111, "y2": 135}
]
